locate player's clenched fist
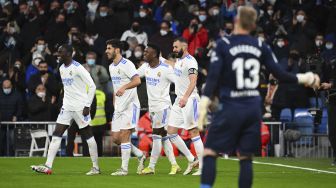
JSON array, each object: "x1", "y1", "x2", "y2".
[
  {"x1": 116, "y1": 86, "x2": 126, "y2": 97},
  {"x1": 198, "y1": 96, "x2": 210, "y2": 131},
  {"x1": 296, "y1": 72, "x2": 320, "y2": 90}
]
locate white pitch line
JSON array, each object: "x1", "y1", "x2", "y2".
[{"x1": 225, "y1": 158, "x2": 336, "y2": 175}]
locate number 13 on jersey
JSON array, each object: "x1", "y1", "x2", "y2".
[{"x1": 232, "y1": 58, "x2": 260, "y2": 89}]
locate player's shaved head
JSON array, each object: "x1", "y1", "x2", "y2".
[{"x1": 236, "y1": 6, "x2": 257, "y2": 32}]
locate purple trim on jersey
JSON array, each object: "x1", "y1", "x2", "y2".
[
  {"x1": 193, "y1": 98, "x2": 198, "y2": 121},
  {"x1": 131, "y1": 74, "x2": 139, "y2": 79},
  {"x1": 131, "y1": 104, "x2": 137, "y2": 125},
  {"x1": 162, "y1": 108, "x2": 168, "y2": 124},
  {"x1": 112, "y1": 58, "x2": 125, "y2": 66},
  {"x1": 191, "y1": 136, "x2": 201, "y2": 142}
]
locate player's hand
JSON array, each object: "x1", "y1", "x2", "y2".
[
  {"x1": 116, "y1": 86, "x2": 126, "y2": 97},
  {"x1": 320, "y1": 82, "x2": 332, "y2": 90},
  {"x1": 179, "y1": 97, "x2": 188, "y2": 108},
  {"x1": 297, "y1": 72, "x2": 320, "y2": 90},
  {"x1": 198, "y1": 96, "x2": 210, "y2": 131},
  {"x1": 83, "y1": 107, "x2": 90, "y2": 116}
]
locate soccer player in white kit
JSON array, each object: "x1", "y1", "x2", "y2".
[
  {"x1": 167, "y1": 37, "x2": 204, "y2": 176},
  {"x1": 31, "y1": 44, "x2": 100, "y2": 175},
  {"x1": 137, "y1": 44, "x2": 181, "y2": 175},
  {"x1": 105, "y1": 39, "x2": 146, "y2": 176}
]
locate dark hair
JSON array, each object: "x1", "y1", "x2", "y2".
[
  {"x1": 106, "y1": 39, "x2": 127, "y2": 52},
  {"x1": 174, "y1": 37, "x2": 188, "y2": 44},
  {"x1": 161, "y1": 20, "x2": 171, "y2": 28},
  {"x1": 35, "y1": 36, "x2": 45, "y2": 44},
  {"x1": 147, "y1": 43, "x2": 161, "y2": 58},
  {"x1": 59, "y1": 44, "x2": 73, "y2": 56},
  {"x1": 38, "y1": 61, "x2": 48, "y2": 66}
]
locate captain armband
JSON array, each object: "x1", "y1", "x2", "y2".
[{"x1": 188, "y1": 68, "x2": 198, "y2": 75}]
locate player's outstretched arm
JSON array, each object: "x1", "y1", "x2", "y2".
[{"x1": 115, "y1": 75, "x2": 141, "y2": 97}]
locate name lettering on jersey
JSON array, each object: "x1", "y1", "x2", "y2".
[
  {"x1": 230, "y1": 89, "x2": 260, "y2": 98},
  {"x1": 111, "y1": 76, "x2": 121, "y2": 85},
  {"x1": 146, "y1": 77, "x2": 160, "y2": 86},
  {"x1": 174, "y1": 68, "x2": 182, "y2": 77},
  {"x1": 62, "y1": 78, "x2": 74, "y2": 86},
  {"x1": 229, "y1": 45, "x2": 261, "y2": 57}
]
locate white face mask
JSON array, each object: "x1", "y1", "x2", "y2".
[
  {"x1": 33, "y1": 58, "x2": 42, "y2": 66},
  {"x1": 296, "y1": 15, "x2": 304, "y2": 23},
  {"x1": 212, "y1": 9, "x2": 219, "y2": 16},
  {"x1": 37, "y1": 92, "x2": 46, "y2": 98},
  {"x1": 36, "y1": 44, "x2": 45, "y2": 52},
  {"x1": 277, "y1": 41, "x2": 284, "y2": 48},
  {"x1": 139, "y1": 11, "x2": 146, "y2": 18},
  {"x1": 315, "y1": 40, "x2": 323, "y2": 47},
  {"x1": 198, "y1": 15, "x2": 207, "y2": 22},
  {"x1": 326, "y1": 42, "x2": 333, "y2": 50},
  {"x1": 258, "y1": 36, "x2": 265, "y2": 42},
  {"x1": 160, "y1": 29, "x2": 168, "y2": 36},
  {"x1": 3, "y1": 88, "x2": 11, "y2": 95},
  {"x1": 134, "y1": 51, "x2": 142, "y2": 58},
  {"x1": 267, "y1": 10, "x2": 273, "y2": 16}
]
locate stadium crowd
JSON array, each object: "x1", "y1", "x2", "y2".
[{"x1": 0, "y1": 0, "x2": 336, "y2": 156}]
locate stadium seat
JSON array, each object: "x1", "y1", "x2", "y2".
[
  {"x1": 280, "y1": 108, "x2": 292, "y2": 122},
  {"x1": 29, "y1": 130, "x2": 50, "y2": 157},
  {"x1": 293, "y1": 108, "x2": 314, "y2": 145},
  {"x1": 309, "y1": 97, "x2": 323, "y2": 108}
]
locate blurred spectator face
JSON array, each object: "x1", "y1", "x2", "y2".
[
  {"x1": 86, "y1": 52, "x2": 97, "y2": 66},
  {"x1": 190, "y1": 18, "x2": 199, "y2": 28},
  {"x1": 35, "y1": 84, "x2": 46, "y2": 98},
  {"x1": 127, "y1": 37, "x2": 139, "y2": 51},
  {"x1": 36, "y1": 39, "x2": 46, "y2": 53},
  {"x1": 55, "y1": 13, "x2": 65, "y2": 23},
  {"x1": 225, "y1": 22, "x2": 233, "y2": 34},
  {"x1": 139, "y1": 7, "x2": 148, "y2": 18},
  {"x1": 198, "y1": 9, "x2": 207, "y2": 22},
  {"x1": 38, "y1": 62, "x2": 48, "y2": 75},
  {"x1": 131, "y1": 21, "x2": 141, "y2": 33},
  {"x1": 325, "y1": 41, "x2": 334, "y2": 50},
  {"x1": 257, "y1": 33, "x2": 266, "y2": 42},
  {"x1": 50, "y1": 0, "x2": 60, "y2": 10},
  {"x1": 64, "y1": 0, "x2": 77, "y2": 14},
  {"x1": 188, "y1": 4, "x2": 199, "y2": 16},
  {"x1": 160, "y1": 22, "x2": 169, "y2": 36},
  {"x1": 134, "y1": 45, "x2": 143, "y2": 59},
  {"x1": 267, "y1": 5, "x2": 273, "y2": 16},
  {"x1": 315, "y1": 35, "x2": 324, "y2": 47},
  {"x1": 296, "y1": 10, "x2": 306, "y2": 23},
  {"x1": 99, "y1": 6, "x2": 109, "y2": 17},
  {"x1": 14, "y1": 60, "x2": 22, "y2": 71},
  {"x1": 238, "y1": 0, "x2": 246, "y2": 6},
  {"x1": 2, "y1": 80, "x2": 12, "y2": 95},
  {"x1": 19, "y1": 3, "x2": 29, "y2": 15},
  {"x1": 163, "y1": 12, "x2": 173, "y2": 22},
  {"x1": 209, "y1": 6, "x2": 220, "y2": 16},
  {"x1": 289, "y1": 50, "x2": 300, "y2": 61},
  {"x1": 276, "y1": 38, "x2": 285, "y2": 48},
  {"x1": 32, "y1": 57, "x2": 43, "y2": 67}
]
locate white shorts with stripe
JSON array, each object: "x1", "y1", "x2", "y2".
[
  {"x1": 168, "y1": 96, "x2": 200, "y2": 130},
  {"x1": 56, "y1": 108, "x2": 91, "y2": 129},
  {"x1": 150, "y1": 107, "x2": 170, "y2": 129},
  {"x1": 111, "y1": 103, "x2": 140, "y2": 132}
]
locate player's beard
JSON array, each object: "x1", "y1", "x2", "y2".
[{"x1": 174, "y1": 49, "x2": 184, "y2": 58}]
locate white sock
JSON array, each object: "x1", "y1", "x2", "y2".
[
  {"x1": 131, "y1": 144, "x2": 143, "y2": 158},
  {"x1": 162, "y1": 136, "x2": 177, "y2": 165},
  {"x1": 192, "y1": 136, "x2": 204, "y2": 169},
  {"x1": 45, "y1": 136, "x2": 62, "y2": 168},
  {"x1": 168, "y1": 134, "x2": 194, "y2": 162},
  {"x1": 121, "y1": 143, "x2": 131, "y2": 171},
  {"x1": 86, "y1": 137, "x2": 99, "y2": 169},
  {"x1": 149, "y1": 135, "x2": 162, "y2": 169}
]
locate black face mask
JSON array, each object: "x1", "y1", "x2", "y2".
[
  {"x1": 132, "y1": 25, "x2": 140, "y2": 32},
  {"x1": 225, "y1": 28, "x2": 232, "y2": 34},
  {"x1": 40, "y1": 70, "x2": 48, "y2": 75},
  {"x1": 289, "y1": 53, "x2": 300, "y2": 61}
]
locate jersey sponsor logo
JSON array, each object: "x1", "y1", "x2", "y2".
[
  {"x1": 62, "y1": 78, "x2": 74, "y2": 86},
  {"x1": 146, "y1": 77, "x2": 160, "y2": 86},
  {"x1": 229, "y1": 45, "x2": 261, "y2": 57},
  {"x1": 230, "y1": 89, "x2": 260, "y2": 98},
  {"x1": 111, "y1": 76, "x2": 121, "y2": 85},
  {"x1": 174, "y1": 68, "x2": 182, "y2": 77}
]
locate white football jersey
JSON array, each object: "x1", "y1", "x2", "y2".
[
  {"x1": 138, "y1": 60, "x2": 175, "y2": 112},
  {"x1": 109, "y1": 58, "x2": 140, "y2": 112},
  {"x1": 173, "y1": 54, "x2": 199, "y2": 98},
  {"x1": 59, "y1": 60, "x2": 96, "y2": 111}
]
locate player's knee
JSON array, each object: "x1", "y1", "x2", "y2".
[
  {"x1": 189, "y1": 128, "x2": 200, "y2": 137},
  {"x1": 79, "y1": 126, "x2": 93, "y2": 140},
  {"x1": 203, "y1": 148, "x2": 217, "y2": 157},
  {"x1": 167, "y1": 126, "x2": 177, "y2": 135},
  {"x1": 153, "y1": 127, "x2": 166, "y2": 136},
  {"x1": 52, "y1": 124, "x2": 67, "y2": 137}
]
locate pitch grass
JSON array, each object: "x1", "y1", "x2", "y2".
[{"x1": 0, "y1": 157, "x2": 336, "y2": 188}]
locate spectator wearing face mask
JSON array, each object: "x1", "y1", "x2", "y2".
[
  {"x1": 272, "y1": 36, "x2": 289, "y2": 61},
  {"x1": 182, "y1": 17, "x2": 209, "y2": 56},
  {"x1": 86, "y1": 0, "x2": 100, "y2": 24},
  {"x1": 25, "y1": 54, "x2": 52, "y2": 84},
  {"x1": 202, "y1": 5, "x2": 224, "y2": 39},
  {"x1": 321, "y1": 34, "x2": 336, "y2": 62},
  {"x1": 129, "y1": 44, "x2": 145, "y2": 68},
  {"x1": 0, "y1": 21, "x2": 22, "y2": 68},
  {"x1": 83, "y1": 51, "x2": 109, "y2": 92},
  {"x1": 7, "y1": 59, "x2": 26, "y2": 96},
  {"x1": 121, "y1": 20, "x2": 148, "y2": 45},
  {"x1": 124, "y1": 37, "x2": 139, "y2": 58},
  {"x1": 63, "y1": 0, "x2": 85, "y2": 31},
  {"x1": 137, "y1": 5, "x2": 156, "y2": 37},
  {"x1": 67, "y1": 26, "x2": 89, "y2": 63},
  {"x1": 149, "y1": 21, "x2": 175, "y2": 58},
  {"x1": 312, "y1": 33, "x2": 324, "y2": 55},
  {"x1": 44, "y1": 12, "x2": 68, "y2": 52},
  {"x1": 27, "y1": 61, "x2": 60, "y2": 100},
  {"x1": 288, "y1": 9, "x2": 317, "y2": 56},
  {"x1": 0, "y1": 79, "x2": 23, "y2": 156},
  {"x1": 93, "y1": 3, "x2": 119, "y2": 40},
  {"x1": 84, "y1": 29, "x2": 106, "y2": 58},
  {"x1": 27, "y1": 84, "x2": 57, "y2": 121}
]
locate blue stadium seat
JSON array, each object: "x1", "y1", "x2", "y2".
[
  {"x1": 280, "y1": 108, "x2": 292, "y2": 122},
  {"x1": 309, "y1": 97, "x2": 322, "y2": 108},
  {"x1": 293, "y1": 108, "x2": 314, "y2": 145}
]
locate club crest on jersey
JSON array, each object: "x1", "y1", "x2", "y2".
[{"x1": 157, "y1": 72, "x2": 161, "y2": 77}]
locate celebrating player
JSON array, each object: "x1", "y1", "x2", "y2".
[
  {"x1": 138, "y1": 44, "x2": 181, "y2": 175},
  {"x1": 106, "y1": 39, "x2": 146, "y2": 176},
  {"x1": 31, "y1": 44, "x2": 100, "y2": 175},
  {"x1": 198, "y1": 6, "x2": 320, "y2": 188},
  {"x1": 166, "y1": 37, "x2": 204, "y2": 176}
]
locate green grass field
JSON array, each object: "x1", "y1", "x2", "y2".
[{"x1": 0, "y1": 157, "x2": 335, "y2": 188}]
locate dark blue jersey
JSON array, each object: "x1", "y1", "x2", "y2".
[{"x1": 203, "y1": 34, "x2": 298, "y2": 101}]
